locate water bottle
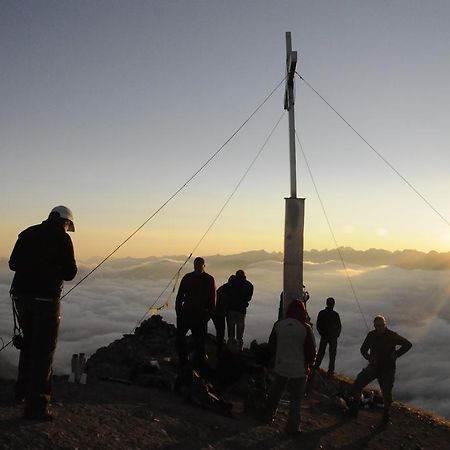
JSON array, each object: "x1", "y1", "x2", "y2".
[
  {"x1": 78, "y1": 353, "x2": 86, "y2": 384},
  {"x1": 69, "y1": 354, "x2": 78, "y2": 383}
]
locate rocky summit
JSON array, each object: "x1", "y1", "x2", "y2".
[
  {"x1": 86, "y1": 315, "x2": 179, "y2": 390},
  {"x1": 1, "y1": 316, "x2": 449, "y2": 449}
]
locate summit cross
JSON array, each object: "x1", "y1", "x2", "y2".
[
  {"x1": 282, "y1": 32, "x2": 305, "y2": 318},
  {"x1": 284, "y1": 31, "x2": 298, "y2": 198}
]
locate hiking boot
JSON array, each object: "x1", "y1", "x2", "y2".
[
  {"x1": 347, "y1": 402, "x2": 359, "y2": 419},
  {"x1": 14, "y1": 392, "x2": 25, "y2": 404},
  {"x1": 285, "y1": 429, "x2": 303, "y2": 437},
  {"x1": 259, "y1": 412, "x2": 275, "y2": 425},
  {"x1": 381, "y1": 410, "x2": 391, "y2": 425},
  {"x1": 24, "y1": 407, "x2": 56, "y2": 421}
]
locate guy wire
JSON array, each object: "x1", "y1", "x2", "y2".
[
  {"x1": 295, "y1": 130, "x2": 370, "y2": 331},
  {"x1": 61, "y1": 75, "x2": 287, "y2": 301}
]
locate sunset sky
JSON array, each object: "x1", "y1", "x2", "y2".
[{"x1": 1, "y1": 1, "x2": 449, "y2": 260}]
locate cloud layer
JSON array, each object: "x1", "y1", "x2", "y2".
[{"x1": 1, "y1": 252, "x2": 449, "y2": 418}]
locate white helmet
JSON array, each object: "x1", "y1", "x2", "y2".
[{"x1": 50, "y1": 205, "x2": 75, "y2": 232}]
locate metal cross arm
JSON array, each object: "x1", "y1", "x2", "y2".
[
  {"x1": 287, "y1": 51, "x2": 297, "y2": 83},
  {"x1": 284, "y1": 51, "x2": 297, "y2": 110},
  {"x1": 284, "y1": 32, "x2": 298, "y2": 110}
]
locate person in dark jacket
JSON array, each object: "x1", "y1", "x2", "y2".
[
  {"x1": 212, "y1": 275, "x2": 235, "y2": 351},
  {"x1": 9, "y1": 206, "x2": 77, "y2": 421},
  {"x1": 314, "y1": 297, "x2": 342, "y2": 377},
  {"x1": 226, "y1": 269, "x2": 253, "y2": 351},
  {"x1": 175, "y1": 257, "x2": 216, "y2": 371},
  {"x1": 350, "y1": 315, "x2": 412, "y2": 424}
]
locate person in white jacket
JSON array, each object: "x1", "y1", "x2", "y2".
[{"x1": 265, "y1": 300, "x2": 316, "y2": 435}]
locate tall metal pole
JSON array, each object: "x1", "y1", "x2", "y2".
[
  {"x1": 285, "y1": 32, "x2": 297, "y2": 198},
  {"x1": 282, "y1": 32, "x2": 305, "y2": 317}
]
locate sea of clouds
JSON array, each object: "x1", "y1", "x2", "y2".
[{"x1": 1, "y1": 251, "x2": 449, "y2": 418}]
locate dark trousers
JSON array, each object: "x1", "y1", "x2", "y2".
[
  {"x1": 176, "y1": 314, "x2": 208, "y2": 371},
  {"x1": 212, "y1": 314, "x2": 225, "y2": 349},
  {"x1": 354, "y1": 365, "x2": 395, "y2": 411},
  {"x1": 227, "y1": 310, "x2": 246, "y2": 346},
  {"x1": 14, "y1": 296, "x2": 60, "y2": 413},
  {"x1": 314, "y1": 336, "x2": 337, "y2": 373},
  {"x1": 266, "y1": 374, "x2": 306, "y2": 433}
]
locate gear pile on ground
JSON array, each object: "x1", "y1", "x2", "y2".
[{"x1": 85, "y1": 315, "x2": 265, "y2": 414}]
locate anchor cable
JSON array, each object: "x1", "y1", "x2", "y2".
[
  {"x1": 296, "y1": 72, "x2": 449, "y2": 228},
  {"x1": 295, "y1": 130, "x2": 370, "y2": 331},
  {"x1": 0, "y1": 337, "x2": 13, "y2": 352},
  {"x1": 132, "y1": 111, "x2": 286, "y2": 329},
  {"x1": 60, "y1": 76, "x2": 287, "y2": 301}
]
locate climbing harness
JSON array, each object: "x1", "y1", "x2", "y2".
[{"x1": 11, "y1": 295, "x2": 24, "y2": 350}]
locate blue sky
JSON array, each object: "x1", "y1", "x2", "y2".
[{"x1": 1, "y1": 1, "x2": 449, "y2": 259}]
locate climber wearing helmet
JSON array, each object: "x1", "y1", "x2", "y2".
[{"x1": 9, "y1": 205, "x2": 78, "y2": 421}]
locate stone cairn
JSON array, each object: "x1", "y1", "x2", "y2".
[{"x1": 86, "y1": 315, "x2": 178, "y2": 389}]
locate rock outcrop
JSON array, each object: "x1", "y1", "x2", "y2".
[{"x1": 86, "y1": 315, "x2": 178, "y2": 389}]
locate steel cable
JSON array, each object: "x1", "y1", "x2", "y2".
[
  {"x1": 295, "y1": 130, "x2": 370, "y2": 331},
  {"x1": 296, "y1": 72, "x2": 449, "y2": 228},
  {"x1": 132, "y1": 111, "x2": 286, "y2": 330},
  {"x1": 60, "y1": 76, "x2": 287, "y2": 301}
]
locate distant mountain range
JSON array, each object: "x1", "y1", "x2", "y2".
[
  {"x1": 305, "y1": 248, "x2": 450, "y2": 270},
  {"x1": 83, "y1": 248, "x2": 450, "y2": 271},
  {"x1": 1, "y1": 248, "x2": 449, "y2": 271},
  {"x1": 202, "y1": 248, "x2": 450, "y2": 270}
]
